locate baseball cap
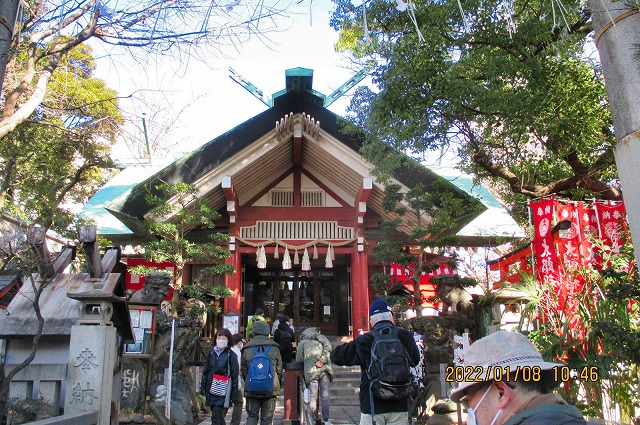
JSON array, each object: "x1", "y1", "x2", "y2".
[{"x1": 369, "y1": 299, "x2": 392, "y2": 316}]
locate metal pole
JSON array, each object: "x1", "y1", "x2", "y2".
[
  {"x1": 0, "y1": 0, "x2": 20, "y2": 94},
  {"x1": 165, "y1": 318, "x2": 175, "y2": 420}
]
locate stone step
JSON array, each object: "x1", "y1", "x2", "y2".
[
  {"x1": 331, "y1": 388, "x2": 360, "y2": 400},
  {"x1": 330, "y1": 365, "x2": 361, "y2": 407},
  {"x1": 331, "y1": 380, "x2": 360, "y2": 389},
  {"x1": 330, "y1": 394, "x2": 360, "y2": 406},
  {"x1": 333, "y1": 365, "x2": 361, "y2": 373}
]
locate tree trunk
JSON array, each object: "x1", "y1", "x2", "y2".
[
  {"x1": 0, "y1": 0, "x2": 20, "y2": 94},
  {"x1": 171, "y1": 272, "x2": 184, "y2": 317},
  {"x1": 0, "y1": 275, "x2": 46, "y2": 423},
  {"x1": 589, "y1": 0, "x2": 640, "y2": 264}
]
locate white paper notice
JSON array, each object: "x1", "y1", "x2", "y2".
[
  {"x1": 133, "y1": 327, "x2": 145, "y2": 342},
  {"x1": 223, "y1": 315, "x2": 239, "y2": 335},
  {"x1": 323, "y1": 305, "x2": 331, "y2": 315},
  {"x1": 140, "y1": 310, "x2": 153, "y2": 329},
  {"x1": 130, "y1": 310, "x2": 140, "y2": 328}
]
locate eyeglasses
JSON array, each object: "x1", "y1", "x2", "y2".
[{"x1": 459, "y1": 384, "x2": 489, "y2": 409}]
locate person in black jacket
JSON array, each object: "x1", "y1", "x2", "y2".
[
  {"x1": 330, "y1": 299, "x2": 420, "y2": 425},
  {"x1": 200, "y1": 328, "x2": 239, "y2": 425},
  {"x1": 273, "y1": 314, "x2": 295, "y2": 363}
]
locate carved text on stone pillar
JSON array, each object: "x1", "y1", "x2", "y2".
[
  {"x1": 73, "y1": 348, "x2": 99, "y2": 371},
  {"x1": 70, "y1": 382, "x2": 99, "y2": 405}
]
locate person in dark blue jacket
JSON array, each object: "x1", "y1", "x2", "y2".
[
  {"x1": 201, "y1": 328, "x2": 239, "y2": 425},
  {"x1": 330, "y1": 299, "x2": 420, "y2": 425}
]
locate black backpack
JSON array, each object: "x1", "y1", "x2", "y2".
[
  {"x1": 276, "y1": 328, "x2": 293, "y2": 352},
  {"x1": 367, "y1": 327, "x2": 413, "y2": 401}
]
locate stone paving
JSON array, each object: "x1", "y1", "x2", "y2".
[{"x1": 196, "y1": 394, "x2": 362, "y2": 425}]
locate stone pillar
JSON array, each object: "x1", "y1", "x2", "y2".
[
  {"x1": 589, "y1": 0, "x2": 640, "y2": 265},
  {"x1": 65, "y1": 325, "x2": 118, "y2": 425}
]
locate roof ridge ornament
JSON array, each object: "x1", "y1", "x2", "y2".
[
  {"x1": 302, "y1": 113, "x2": 320, "y2": 140},
  {"x1": 275, "y1": 112, "x2": 294, "y2": 141}
]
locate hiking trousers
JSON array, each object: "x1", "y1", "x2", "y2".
[
  {"x1": 308, "y1": 371, "x2": 331, "y2": 422},
  {"x1": 360, "y1": 411, "x2": 408, "y2": 425},
  {"x1": 245, "y1": 396, "x2": 277, "y2": 425},
  {"x1": 210, "y1": 406, "x2": 230, "y2": 425},
  {"x1": 230, "y1": 386, "x2": 243, "y2": 425}
]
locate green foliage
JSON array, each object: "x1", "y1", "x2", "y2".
[
  {"x1": 331, "y1": 0, "x2": 620, "y2": 223},
  {"x1": 127, "y1": 266, "x2": 173, "y2": 280},
  {"x1": 211, "y1": 285, "x2": 234, "y2": 298},
  {"x1": 6, "y1": 397, "x2": 56, "y2": 424},
  {"x1": 183, "y1": 283, "x2": 207, "y2": 299},
  {"x1": 139, "y1": 182, "x2": 234, "y2": 313},
  {"x1": 1, "y1": 42, "x2": 122, "y2": 231},
  {"x1": 185, "y1": 302, "x2": 207, "y2": 318},
  {"x1": 371, "y1": 271, "x2": 394, "y2": 296},
  {"x1": 365, "y1": 162, "x2": 478, "y2": 315}
]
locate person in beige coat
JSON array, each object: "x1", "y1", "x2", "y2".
[{"x1": 296, "y1": 328, "x2": 334, "y2": 425}]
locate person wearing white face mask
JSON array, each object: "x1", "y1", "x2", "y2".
[
  {"x1": 201, "y1": 328, "x2": 239, "y2": 425},
  {"x1": 229, "y1": 333, "x2": 246, "y2": 425},
  {"x1": 449, "y1": 331, "x2": 586, "y2": 425}
]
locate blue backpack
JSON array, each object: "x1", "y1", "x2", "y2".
[{"x1": 246, "y1": 346, "x2": 274, "y2": 395}]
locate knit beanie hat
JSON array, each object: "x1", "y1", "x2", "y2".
[{"x1": 251, "y1": 320, "x2": 270, "y2": 337}]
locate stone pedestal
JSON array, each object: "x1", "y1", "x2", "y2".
[{"x1": 65, "y1": 325, "x2": 118, "y2": 425}]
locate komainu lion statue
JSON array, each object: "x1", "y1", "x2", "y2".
[{"x1": 430, "y1": 274, "x2": 474, "y2": 316}]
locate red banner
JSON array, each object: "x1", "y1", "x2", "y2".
[
  {"x1": 577, "y1": 203, "x2": 598, "y2": 267},
  {"x1": 555, "y1": 201, "x2": 581, "y2": 271},
  {"x1": 594, "y1": 201, "x2": 627, "y2": 254},
  {"x1": 531, "y1": 198, "x2": 559, "y2": 283}
]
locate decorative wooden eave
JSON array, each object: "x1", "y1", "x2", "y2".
[
  {"x1": 355, "y1": 178, "x2": 372, "y2": 225},
  {"x1": 222, "y1": 176, "x2": 238, "y2": 224}
]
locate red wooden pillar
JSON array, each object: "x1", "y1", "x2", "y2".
[
  {"x1": 351, "y1": 248, "x2": 370, "y2": 334},
  {"x1": 225, "y1": 244, "x2": 242, "y2": 314}
]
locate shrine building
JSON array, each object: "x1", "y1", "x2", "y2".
[{"x1": 102, "y1": 68, "x2": 489, "y2": 337}]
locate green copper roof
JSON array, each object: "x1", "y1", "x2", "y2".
[{"x1": 79, "y1": 163, "x2": 167, "y2": 239}]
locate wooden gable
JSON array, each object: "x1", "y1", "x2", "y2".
[{"x1": 107, "y1": 83, "x2": 485, "y2": 241}]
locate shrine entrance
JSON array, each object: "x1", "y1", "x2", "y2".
[{"x1": 243, "y1": 259, "x2": 351, "y2": 336}]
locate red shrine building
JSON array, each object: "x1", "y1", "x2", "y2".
[{"x1": 104, "y1": 68, "x2": 486, "y2": 337}]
